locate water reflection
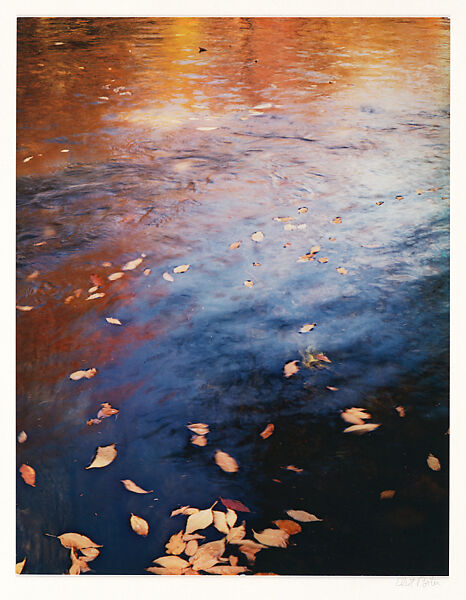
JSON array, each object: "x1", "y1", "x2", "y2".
[{"x1": 17, "y1": 17, "x2": 449, "y2": 575}]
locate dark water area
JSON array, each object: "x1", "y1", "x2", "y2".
[{"x1": 16, "y1": 17, "x2": 449, "y2": 575}]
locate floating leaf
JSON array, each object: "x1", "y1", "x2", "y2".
[
  {"x1": 284, "y1": 223, "x2": 296, "y2": 231},
  {"x1": 273, "y1": 216, "x2": 294, "y2": 223},
  {"x1": 102, "y1": 262, "x2": 112, "y2": 267},
  {"x1": 310, "y1": 245, "x2": 321, "y2": 254},
  {"x1": 97, "y1": 402, "x2": 119, "y2": 419},
  {"x1": 163, "y1": 271, "x2": 174, "y2": 282},
  {"x1": 238, "y1": 543, "x2": 264, "y2": 563},
  {"x1": 376, "y1": 201, "x2": 384, "y2": 206},
  {"x1": 90, "y1": 274, "x2": 104, "y2": 287},
  {"x1": 190, "y1": 539, "x2": 225, "y2": 571},
  {"x1": 16, "y1": 558, "x2": 26, "y2": 574},
  {"x1": 197, "y1": 126, "x2": 217, "y2": 131},
  {"x1": 380, "y1": 490, "x2": 396, "y2": 500},
  {"x1": 69, "y1": 548, "x2": 90, "y2": 575},
  {"x1": 23, "y1": 156, "x2": 33, "y2": 163},
  {"x1": 225, "y1": 509, "x2": 238, "y2": 528},
  {"x1": 183, "y1": 533, "x2": 205, "y2": 541},
  {"x1": 187, "y1": 423, "x2": 209, "y2": 435},
  {"x1": 284, "y1": 360, "x2": 299, "y2": 378},
  {"x1": 315, "y1": 353, "x2": 331, "y2": 363},
  {"x1": 153, "y1": 556, "x2": 189, "y2": 568},
  {"x1": 332, "y1": 216, "x2": 342, "y2": 224},
  {"x1": 173, "y1": 264, "x2": 190, "y2": 274},
  {"x1": 273, "y1": 520, "x2": 302, "y2": 535},
  {"x1": 285, "y1": 465, "x2": 303, "y2": 473},
  {"x1": 229, "y1": 555, "x2": 239, "y2": 566},
  {"x1": 17, "y1": 431, "x2": 27, "y2": 444},
  {"x1": 57, "y1": 533, "x2": 102, "y2": 550},
  {"x1": 16, "y1": 305, "x2": 34, "y2": 312},
  {"x1": 286, "y1": 509, "x2": 322, "y2": 523},
  {"x1": 341, "y1": 411, "x2": 364, "y2": 426},
  {"x1": 185, "y1": 507, "x2": 214, "y2": 534},
  {"x1": 252, "y1": 262, "x2": 261, "y2": 267},
  {"x1": 70, "y1": 368, "x2": 98, "y2": 381},
  {"x1": 27, "y1": 270, "x2": 39, "y2": 280},
  {"x1": 220, "y1": 498, "x2": 250, "y2": 513},
  {"x1": 427, "y1": 453, "x2": 441, "y2": 471},
  {"x1": 146, "y1": 566, "x2": 185, "y2": 575},
  {"x1": 86, "y1": 292, "x2": 105, "y2": 301},
  {"x1": 144, "y1": 268, "x2": 151, "y2": 276},
  {"x1": 226, "y1": 523, "x2": 246, "y2": 544},
  {"x1": 318, "y1": 257, "x2": 329, "y2": 263},
  {"x1": 215, "y1": 450, "x2": 239, "y2": 473},
  {"x1": 343, "y1": 423, "x2": 380, "y2": 434},
  {"x1": 19, "y1": 464, "x2": 35, "y2": 487},
  {"x1": 297, "y1": 254, "x2": 315, "y2": 263},
  {"x1": 253, "y1": 102, "x2": 272, "y2": 109},
  {"x1": 121, "y1": 479, "x2": 153, "y2": 494},
  {"x1": 108, "y1": 272, "x2": 124, "y2": 281},
  {"x1": 299, "y1": 323, "x2": 316, "y2": 333},
  {"x1": 185, "y1": 540, "x2": 199, "y2": 556},
  {"x1": 88, "y1": 286, "x2": 98, "y2": 294},
  {"x1": 203, "y1": 565, "x2": 247, "y2": 575},
  {"x1": 165, "y1": 530, "x2": 186, "y2": 555},
  {"x1": 329, "y1": 237, "x2": 336, "y2": 242},
  {"x1": 336, "y1": 267, "x2": 348, "y2": 275},
  {"x1": 251, "y1": 231, "x2": 264, "y2": 242},
  {"x1": 229, "y1": 241, "x2": 241, "y2": 249},
  {"x1": 80, "y1": 547, "x2": 100, "y2": 561},
  {"x1": 171, "y1": 506, "x2": 199, "y2": 517},
  {"x1": 396, "y1": 406, "x2": 406, "y2": 417},
  {"x1": 327, "y1": 386, "x2": 339, "y2": 391},
  {"x1": 130, "y1": 513, "x2": 149, "y2": 536},
  {"x1": 253, "y1": 528, "x2": 289, "y2": 548},
  {"x1": 213, "y1": 510, "x2": 230, "y2": 534},
  {"x1": 191, "y1": 435, "x2": 207, "y2": 447},
  {"x1": 260, "y1": 423, "x2": 274, "y2": 439},
  {"x1": 85, "y1": 443, "x2": 117, "y2": 469},
  {"x1": 105, "y1": 317, "x2": 122, "y2": 325},
  {"x1": 244, "y1": 280, "x2": 254, "y2": 288},
  {"x1": 123, "y1": 258, "x2": 143, "y2": 271},
  {"x1": 298, "y1": 207, "x2": 308, "y2": 214},
  {"x1": 86, "y1": 418, "x2": 101, "y2": 426}
]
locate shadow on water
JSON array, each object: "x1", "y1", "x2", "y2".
[{"x1": 17, "y1": 17, "x2": 449, "y2": 575}]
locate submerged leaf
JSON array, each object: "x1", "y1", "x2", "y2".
[
  {"x1": 85, "y1": 443, "x2": 117, "y2": 469},
  {"x1": 336, "y1": 267, "x2": 348, "y2": 275},
  {"x1": 130, "y1": 513, "x2": 149, "y2": 536},
  {"x1": 19, "y1": 464, "x2": 35, "y2": 487},
  {"x1": 380, "y1": 490, "x2": 396, "y2": 500},
  {"x1": 215, "y1": 450, "x2": 239, "y2": 473},
  {"x1": 97, "y1": 402, "x2": 119, "y2": 419},
  {"x1": 121, "y1": 479, "x2": 153, "y2": 494}
]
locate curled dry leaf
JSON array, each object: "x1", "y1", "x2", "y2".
[
  {"x1": 260, "y1": 423, "x2": 275, "y2": 439},
  {"x1": 121, "y1": 479, "x2": 153, "y2": 494},
  {"x1": 130, "y1": 513, "x2": 149, "y2": 536},
  {"x1": 86, "y1": 292, "x2": 105, "y2": 300},
  {"x1": 163, "y1": 271, "x2": 174, "y2": 282},
  {"x1": 286, "y1": 509, "x2": 322, "y2": 523},
  {"x1": 251, "y1": 231, "x2": 264, "y2": 242},
  {"x1": 69, "y1": 548, "x2": 90, "y2": 575},
  {"x1": 427, "y1": 453, "x2": 441, "y2": 471},
  {"x1": 165, "y1": 530, "x2": 186, "y2": 555},
  {"x1": 298, "y1": 207, "x2": 308, "y2": 213},
  {"x1": 380, "y1": 490, "x2": 396, "y2": 500},
  {"x1": 105, "y1": 317, "x2": 122, "y2": 325},
  {"x1": 153, "y1": 556, "x2": 189, "y2": 569},
  {"x1": 187, "y1": 423, "x2": 209, "y2": 435},
  {"x1": 220, "y1": 497, "x2": 250, "y2": 513},
  {"x1": 244, "y1": 280, "x2": 254, "y2": 288},
  {"x1": 85, "y1": 443, "x2": 117, "y2": 469},
  {"x1": 57, "y1": 533, "x2": 103, "y2": 550},
  {"x1": 284, "y1": 360, "x2": 299, "y2": 378},
  {"x1": 19, "y1": 464, "x2": 36, "y2": 487},
  {"x1": 229, "y1": 241, "x2": 241, "y2": 249},
  {"x1": 70, "y1": 368, "x2": 98, "y2": 381},
  {"x1": 173, "y1": 264, "x2": 190, "y2": 274},
  {"x1": 213, "y1": 510, "x2": 230, "y2": 534},
  {"x1": 17, "y1": 430, "x2": 27, "y2": 444},
  {"x1": 273, "y1": 520, "x2": 302, "y2": 535},
  {"x1": 80, "y1": 547, "x2": 100, "y2": 561},
  {"x1": 171, "y1": 506, "x2": 199, "y2": 517},
  {"x1": 108, "y1": 272, "x2": 124, "y2": 281},
  {"x1": 185, "y1": 507, "x2": 213, "y2": 534},
  {"x1": 191, "y1": 435, "x2": 207, "y2": 447},
  {"x1": 16, "y1": 305, "x2": 34, "y2": 312},
  {"x1": 343, "y1": 423, "x2": 380, "y2": 435},
  {"x1": 336, "y1": 267, "x2": 348, "y2": 275},
  {"x1": 215, "y1": 450, "x2": 239, "y2": 473},
  {"x1": 16, "y1": 558, "x2": 26, "y2": 574},
  {"x1": 203, "y1": 565, "x2": 247, "y2": 575},
  {"x1": 253, "y1": 528, "x2": 289, "y2": 548},
  {"x1": 332, "y1": 216, "x2": 342, "y2": 224},
  {"x1": 299, "y1": 323, "x2": 316, "y2": 333},
  {"x1": 122, "y1": 258, "x2": 143, "y2": 271},
  {"x1": 97, "y1": 402, "x2": 119, "y2": 419}
]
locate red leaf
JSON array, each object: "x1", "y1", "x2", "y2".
[{"x1": 220, "y1": 498, "x2": 251, "y2": 513}]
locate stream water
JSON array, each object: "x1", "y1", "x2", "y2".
[{"x1": 16, "y1": 17, "x2": 449, "y2": 575}]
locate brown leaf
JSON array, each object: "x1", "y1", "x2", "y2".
[
  {"x1": 286, "y1": 509, "x2": 322, "y2": 522},
  {"x1": 121, "y1": 479, "x2": 153, "y2": 494},
  {"x1": 427, "y1": 453, "x2": 441, "y2": 471},
  {"x1": 238, "y1": 543, "x2": 263, "y2": 563},
  {"x1": 69, "y1": 547, "x2": 90, "y2": 575},
  {"x1": 244, "y1": 280, "x2": 254, "y2": 287},
  {"x1": 253, "y1": 528, "x2": 289, "y2": 548},
  {"x1": 105, "y1": 317, "x2": 122, "y2": 325},
  {"x1": 17, "y1": 431, "x2": 27, "y2": 444},
  {"x1": 57, "y1": 532, "x2": 103, "y2": 550},
  {"x1": 396, "y1": 406, "x2": 406, "y2": 417},
  {"x1": 187, "y1": 423, "x2": 209, "y2": 435},
  {"x1": 332, "y1": 216, "x2": 342, "y2": 224},
  {"x1": 165, "y1": 530, "x2": 186, "y2": 555},
  {"x1": 108, "y1": 272, "x2": 124, "y2": 281},
  {"x1": 171, "y1": 506, "x2": 199, "y2": 517},
  {"x1": 191, "y1": 435, "x2": 207, "y2": 446},
  {"x1": 343, "y1": 423, "x2": 380, "y2": 434},
  {"x1": 173, "y1": 264, "x2": 190, "y2": 274},
  {"x1": 229, "y1": 241, "x2": 241, "y2": 249},
  {"x1": 395, "y1": 195, "x2": 404, "y2": 200},
  {"x1": 86, "y1": 292, "x2": 105, "y2": 301},
  {"x1": 251, "y1": 231, "x2": 264, "y2": 242},
  {"x1": 130, "y1": 513, "x2": 149, "y2": 536},
  {"x1": 215, "y1": 450, "x2": 239, "y2": 473},
  {"x1": 326, "y1": 386, "x2": 339, "y2": 391},
  {"x1": 229, "y1": 555, "x2": 239, "y2": 566},
  {"x1": 80, "y1": 547, "x2": 100, "y2": 561},
  {"x1": 16, "y1": 558, "x2": 26, "y2": 574},
  {"x1": 185, "y1": 507, "x2": 214, "y2": 534},
  {"x1": 376, "y1": 201, "x2": 384, "y2": 206},
  {"x1": 185, "y1": 540, "x2": 199, "y2": 556},
  {"x1": 220, "y1": 498, "x2": 250, "y2": 513},
  {"x1": 27, "y1": 270, "x2": 39, "y2": 280},
  {"x1": 85, "y1": 443, "x2": 117, "y2": 469},
  {"x1": 213, "y1": 510, "x2": 230, "y2": 534},
  {"x1": 102, "y1": 262, "x2": 112, "y2": 267},
  {"x1": 298, "y1": 207, "x2": 308, "y2": 214},
  {"x1": 97, "y1": 402, "x2": 119, "y2": 419},
  {"x1": 284, "y1": 360, "x2": 299, "y2": 378},
  {"x1": 299, "y1": 323, "x2": 316, "y2": 333},
  {"x1": 90, "y1": 274, "x2": 104, "y2": 287},
  {"x1": 380, "y1": 490, "x2": 396, "y2": 500},
  {"x1": 329, "y1": 237, "x2": 336, "y2": 242},
  {"x1": 86, "y1": 418, "x2": 101, "y2": 426},
  {"x1": 153, "y1": 556, "x2": 189, "y2": 569},
  {"x1": 336, "y1": 267, "x2": 348, "y2": 275},
  {"x1": 346, "y1": 407, "x2": 371, "y2": 419},
  {"x1": 296, "y1": 254, "x2": 315, "y2": 262},
  {"x1": 70, "y1": 368, "x2": 98, "y2": 381},
  {"x1": 19, "y1": 464, "x2": 35, "y2": 487},
  {"x1": 315, "y1": 353, "x2": 331, "y2": 363},
  {"x1": 163, "y1": 271, "x2": 174, "y2": 282},
  {"x1": 202, "y1": 565, "x2": 247, "y2": 575},
  {"x1": 285, "y1": 465, "x2": 303, "y2": 473},
  {"x1": 260, "y1": 423, "x2": 275, "y2": 439},
  {"x1": 273, "y1": 520, "x2": 302, "y2": 535},
  {"x1": 122, "y1": 257, "x2": 143, "y2": 271}
]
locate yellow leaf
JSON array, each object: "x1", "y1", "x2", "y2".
[
  {"x1": 23, "y1": 156, "x2": 33, "y2": 163},
  {"x1": 185, "y1": 507, "x2": 213, "y2": 534},
  {"x1": 173, "y1": 264, "x2": 190, "y2": 273},
  {"x1": 122, "y1": 257, "x2": 143, "y2": 271},
  {"x1": 380, "y1": 490, "x2": 396, "y2": 500},
  {"x1": 106, "y1": 317, "x2": 122, "y2": 325},
  {"x1": 130, "y1": 513, "x2": 149, "y2": 536},
  {"x1": 187, "y1": 423, "x2": 209, "y2": 435},
  {"x1": 252, "y1": 262, "x2": 261, "y2": 267},
  {"x1": 183, "y1": 533, "x2": 205, "y2": 541},
  {"x1": 27, "y1": 270, "x2": 39, "y2": 280},
  {"x1": 336, "y1": 267, "x2": 348, "y2": 275},
  {"x1": 86, "y1": 292, "x2": 105, "y2": 300},
  {"x1": 244, "y1": 280, "x2": 254, "y2": 288},
  {"x1": 286, "y1": 509, "x2": 322, "y2": 522},
  {"x1": 57, "y1": 532, "x2": 102, "y2": 550},
  {"x1": 213, "y1": 510, "x2": 230, "y2": 534},
  {"x1": 225, "y1": 508, "x2": 237, "y2": 529},
  {"x1": 16, "y1": 558, "x2": 26, "y2": 574},
  {"x1": 253, "y1": 528, "x2": 289, "y2": 548},
  {"x1": 427, "y1": 453, "x2": 441, "y2": 471},
  {"x1": 341, "y1": 411, "x2": 365, "y2": 425},
  {"x1": 332, "y1": 216, "x2": 342, "y2": 224},
  {"x1": 285, "y1": 465, "x2": 303, "y2": 473},
  {"x1": 284, "y1": 360, "x2": 299, "y2": 378},
  {"x1": 229, "y1": 241, "x2": 241, "y2": 249},
  {"x1": 85, "y1": 443, "x2": 117, "y2": 469},
  {"x1": 16, "y1": 305, "x2": 34, "y2": 312},
  {"x1": 251, "y1": 231, "x2": 264, "y2": 242},
  {"x1": 69, "y1": 548, "x2": 89, "y2": 575},
  {"x1": 318, "y1": 257, "x2": 329, "y2": 263},
  {"x1": 215, "y1": 450, "x2": 239, "y2": 473},
  {"x1": 69, "y1": 368, "x2": 98, "y2": 381},
  {"x1": 191, "y1": 435, "x2": 207, "y2": 446},
  {"x1": 163, "y1": 271, "x2": 174, "y2": 282},
  {"x1": 108, "y1": 272, "x2": 124, "y2": 281},
  {"x1": 165, "y1": 530, "x2": 186, "y2": 555},
  {"x1": 343, "y1": 423, "x2": 380, "y2": 434},
  {"x1": 19, "y1": 464, "x2": 35, "y2": 487},
  {"x1": 396, "y1": 406, "x2": 406, "y2": 417},
  {"x1": 260, "y1": 423, "x2": 274, "y2": 439},
  {"x1": 273, "y1": 520, "x2": 302, "y2": 535},
  {"x1": 299, "y1": 323, "x2": 316, "y2": 333},
  {"x1": 153, "y1": 556, "x2": 189, "y2": 568},
  {"x1": 310, "y1": 245, "x2": 321, "y2": 254},
  {"x1": 17, "y1": 431, "x2": 27, "y2": 444},
  {"x1": 298, "y1": 207, "x2": 308, "y2": 214},
  {"x1": 121, "y1": 479, "x2": 153, "y2": 494}
]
